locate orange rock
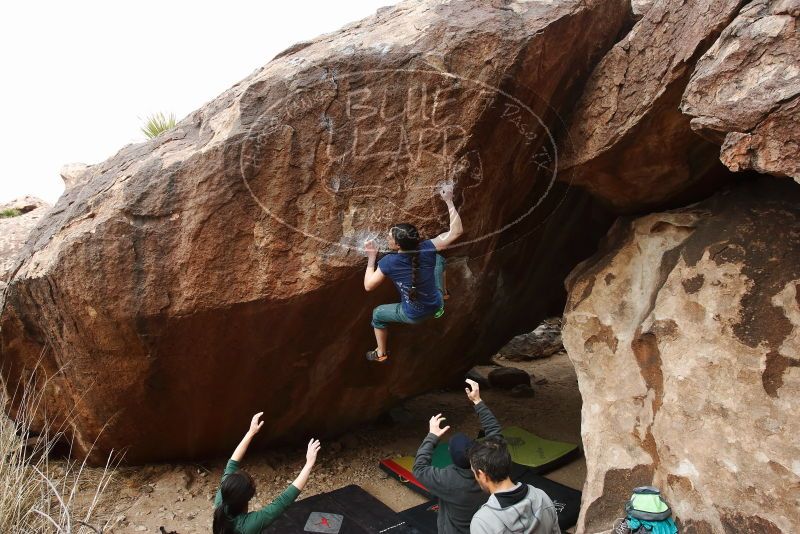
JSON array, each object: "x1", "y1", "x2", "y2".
[
  {"x1": 559, "y1": 0, "x2": 747, "y2": 212},
  {"x1": 682, "y1": 0, "x2": 800, "y2": 182},
  {"x1": 0, "y1": 0, "x2": 627, "y2": 463}
]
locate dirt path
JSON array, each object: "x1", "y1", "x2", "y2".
[{"x1": 89, "y1": 352, "x2": 584, "y2": 533}]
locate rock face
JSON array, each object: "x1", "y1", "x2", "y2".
[
  {"x1": 682, "y1": 0, "x2": 800, "y2": 182},
  {"x1": 563, "y1": 178, "x2": 800, "y2": 533},
  {"x1": 0, "y1": 198, "x2": 50, "y2": 332},
  {"x1": 631, "y1": 0, "x2": 656, "y2": 20},
  {"x1": 1, "y1": 196, "x2": 49, "y2": 215},
  {"x1": 0, "y1": 197, "x2": 50, "y2": 285},
  {"x1": 0, "y1": 0, "x2": 627, "y2": 462},
  {"x1": 60, "y1": 163, "x2": 91, "y2": 190},
  {"x1": 559, "y1": 0, "x2": 748, "y2": 211}
]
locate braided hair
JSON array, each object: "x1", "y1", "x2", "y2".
[
  {"x1": 213, "y1": 470, "x2": 256, "y2": 534},
  {"x1": 390, "y1": 223, "x2": 421, "y2": 302}
]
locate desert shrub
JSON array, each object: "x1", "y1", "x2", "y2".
[
  {"x1": 0, "y1": 367, "x2": 117, "y2": 533},
  {"x1": 0, "y1": 208, "x2": 22, "y2": 219}
]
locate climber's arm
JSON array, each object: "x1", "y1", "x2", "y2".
[
  {"x1": 364, "y1": 240, "x2": 386, "y2": 291},
  {"x1": 216, "y1": 414, "x2": 262, "y2": 508},
  {"x1": 431, "y1": 188, "x2": 463, "y2": 251},
  {"x1": 231, "y1": 412, "x2": 264, "y2": 462}
]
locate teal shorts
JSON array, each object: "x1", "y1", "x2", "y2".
[
  {"x1": 371, "y1": 254, "x2": 445, "y2": 329},
  {"x1": 371, "y1": 303, "x2": 426, "y2": 329}
]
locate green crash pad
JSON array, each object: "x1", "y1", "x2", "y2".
[
  {"x1": 383, "y1": 441, "x2": 453, "y2": 473},
  {"x1": 380, "y1": 428, "x2": 579, "y2": 498},
  {"x1": 501, "y1": 426, "x2": 580, "y2": 472},
  {"x1": 379, "y1": 442, "x2": 452, "y2": 498}
]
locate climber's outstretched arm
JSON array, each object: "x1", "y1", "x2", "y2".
[
  {"x1": 231, "y1": 412, "x2": 264, "y2": 462},
  {"x1": 431, "y1": 187, "x2": 463, "y2": 251},
  {"x1": 364, "y1": 240, "x2": 386, "y2": 291}
]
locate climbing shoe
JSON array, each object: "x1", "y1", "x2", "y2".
[{"x1": 366, "y1": 349, "x2": 389, "y2": 362}]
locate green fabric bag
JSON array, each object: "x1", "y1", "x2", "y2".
[{"x1": 625, "y1": 486, "x2": 673, "y2": 522}]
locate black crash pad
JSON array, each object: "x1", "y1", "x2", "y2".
[
  {"x1": 398, "y1": 468, "x2": 581, "y2": 533},
  {"x1": 513, "y1": 467, "x2": 582, "y2": 531},
  {"x1": 262, "y1": 484, "x2": 422, "y2": 534}
]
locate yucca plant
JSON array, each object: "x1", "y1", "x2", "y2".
[{"x1": 141, "y1": 112, "x2": 177, "y2": 139}]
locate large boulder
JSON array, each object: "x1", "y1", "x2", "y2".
[
  {"x1": 0, "y1": 0, "x2": 628, "y2": 463},
  {"x1": 559, "y1": 0, "x2": 748, "y2": 212},
  {"x1": 497, "y1": 317, "x2": 563, "y2": 361},
  {"x1": 682, "y1": 0, "x2": 800, "y2": 182},
  {"x1": 563, "y1": 178, "x2": 800, "y2": 533}
]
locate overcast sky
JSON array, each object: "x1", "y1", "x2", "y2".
[{"x1": 0, "y1": 1, "x2": 396, "y2": 205}]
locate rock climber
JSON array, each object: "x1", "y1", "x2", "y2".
[
  {"x1": 412, "y1": 378, "x2": 502, "y2": 534},
  {"x1": 213, "y1": 412, "x2": 321, "y2": 534},
  {"x1": 363, "y1": 184, "x2": 463, "y2": 362}
]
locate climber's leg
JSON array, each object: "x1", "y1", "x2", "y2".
[
  {"x1": 435, "y1": 254, "x2": 449, "y2": 300},
  {"x1": 368, "y1": 303, "x2": 421, "y2": 361},
  {"x1": 369, "y1": 304, "x2": 399, "y2": 361},
  {"x1": 433, "y1": 255, "x2": 447, "y2": 319},
  {"x1": 371, "y1": 327, "x2": 389, "y2": 361},
  {"x1": 434, "y1": 254, "x2": 445, "y2": 293}
]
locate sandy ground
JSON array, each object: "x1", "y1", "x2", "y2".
[{"x1": 83, "y1": 351, "x2": 584, "y2": 533}]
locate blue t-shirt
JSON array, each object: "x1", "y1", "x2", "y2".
[{"x1": 378, "y1": 239, "x2": 442, "y2": 320}]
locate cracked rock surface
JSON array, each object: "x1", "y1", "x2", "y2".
[
  {"x1": 563, "y1": 178, "x2": 800, "y2": 533},
  {"x1": 682, "y1": 0, "x2": 800, "y2": 182}
]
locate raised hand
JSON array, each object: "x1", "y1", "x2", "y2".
[
  {"x1": 232, "y1": 412, "x2": 265, "y2": 461},
  {"x1": 292, "y1": 439, "x2": 322, "y2": 491},
  {"x1": 438, "y1": 180, "x2": 455, "y2": 203},
  {"x1": 364, "y1": 239, "x2": 378, "y2": 258},
  {"x1": 306, "y1": 438, "x2": 321, "y2": 465},
  {"x1": 248, "y1": 412, "x2": 265, "y2": 436},
  {"x1": 429, "y1": 413, "x2": 450, "y2": 437},
  {"x1": 465, "y1": 379, "x2": 481, "y2": 405}
]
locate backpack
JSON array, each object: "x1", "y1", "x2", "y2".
[{"x1": 615, "y1": 486, "x2": 678, "y2": 534}]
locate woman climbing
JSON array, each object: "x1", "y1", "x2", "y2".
[
  {"x1": 363, "y1": 185, "x2": 463, "y2": 362},
  {"x1": 213, "y1": 412, "x2": 321, "y2": 534}
]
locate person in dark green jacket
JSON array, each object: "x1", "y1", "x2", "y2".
[
  {"x1": 413, "y1": 379, "x2": 502, "y2": 534},
  {"x1": 213, "y1": 412, "x2": 321, "y2": 534}
]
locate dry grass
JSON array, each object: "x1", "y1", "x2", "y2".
[{"x1": 0, "y1": 367, "x2": 119, "y2": 533}]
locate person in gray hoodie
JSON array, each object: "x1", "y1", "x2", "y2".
[
  {"x1": 412, "y1": 379, "x2": 502, "y2": 534},
  {"x1": 469, "y1": 436, "x2": 561, "y2": 534}
]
